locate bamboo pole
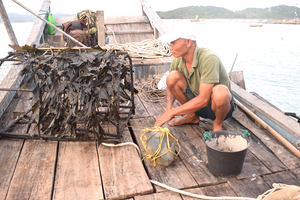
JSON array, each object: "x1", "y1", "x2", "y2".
[
  {"x1": 235, "y1": 99, "x2": 300, "y2": 159},
  {"x1": 0, "y1": 0, "x2": 19, "y2": 45},
  {"x1": 11, "y1": 0, "x2": 87, "y2": 48}
]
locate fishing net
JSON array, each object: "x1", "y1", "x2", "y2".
[{"x1": 140, "y1": 127, "x2": 180, "y2": 166}]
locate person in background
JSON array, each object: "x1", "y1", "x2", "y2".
[{"x1": 154, "y1": 23, "x2": 235, "y2": 131}]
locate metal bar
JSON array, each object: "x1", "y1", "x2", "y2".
[
  {"x1": 0, "y1": 88, "x2": 33, "y2": 92},
  {"x1": 0, "y1": 132, "x2": 97, "y2": 141}
]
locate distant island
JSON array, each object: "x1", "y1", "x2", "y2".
[
  {"x1": 0, "y1": 5, "x2": 298, "y2": 23},
  {"x1": 157, "y1": 5, "x2": 298, "y2": 19}
]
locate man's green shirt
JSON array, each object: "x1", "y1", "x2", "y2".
[{"x1": 169, "y1": 46, "x2": 231, "y2": 96}]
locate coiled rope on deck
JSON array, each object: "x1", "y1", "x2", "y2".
[
  {"x1": 105, "y1": 27, "x2": 171, "y2": 59},
  {"x1": 137, "y1": 73, "x2": 167, "y2": 103}
]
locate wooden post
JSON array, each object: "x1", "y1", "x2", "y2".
[
  {"x1": 0, "y1": 0, "x2": 19, "y2": 45},
  {"x1": 229, "y1": 70, "x2": 246, "y2": 90},
  {"x1": 96, "y1": 10, "x2": 105, "y2": 46}
]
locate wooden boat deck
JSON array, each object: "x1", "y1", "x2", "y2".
[
  {"x1": 1, "y1": 83, "x2": 300, "y2": 200},
  {"x1": 1, "y1": 1, "x2": 300, "y2": 199}
]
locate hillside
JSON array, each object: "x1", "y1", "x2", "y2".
[
  {"x1": 157, "y1": 5, "x2": 298, "y2": 19},
  {"x1": 1, "y1": 5, "x2": 298, "y2": 23}
]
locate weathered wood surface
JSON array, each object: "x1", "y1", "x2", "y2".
[
  {"x1": 6, "y1": 140, "x2": 57, "y2": 200},
  {"x1": 223, "y1": 117, "x2": 287, "y2": 173},
  {"x1": 26, "y1": 0, "x2": 51, "y2": 46},
  {"x1": 231, "y1": 81, "x2": 300, "y2": 145},
  {"x1": 1, "y1": 76, "x2": 300, "y2": 200},
  {"x1": 130, "y1": 117, "x2": 198, "y2": 192},
  {"x1": 0, "y1": 139, "x2": 23, "y2": 200},
  {"x1": 97, "y1": 10, "x2": 105, "y2": 46},
  {"x1": 263, "y1": 170, "x2": 300, "y2": 186},
  {"x1": 182, "y1": 183, "x2": 238, "y2": 200},
  {"x1": 52, "y1": 142, "x2": 103, "y2": 200},
  {"x1": 232, "y1": 107, "x2": 300, "y2": 169},
  {"x1": 135, "y1": 191, "x2": 182, "y2": 200},
  {"x1": 0, "y1": 92, "x2": 300, "y2": 200},
  {"x1": 228, "y1": 176, "x2": 271, "y2": 198},
  {"x1": 98, "y1": 129, "x2": 153, "y2": 200}
]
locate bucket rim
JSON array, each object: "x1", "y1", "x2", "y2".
[{"x1": 205, "y1": 130, "x2": 251, "y2": 153}]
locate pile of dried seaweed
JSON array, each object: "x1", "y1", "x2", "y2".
[{"x1": 12, "y1": 45, "x2": 135, "y2": 143}]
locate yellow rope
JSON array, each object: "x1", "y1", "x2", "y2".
[{"x1": 140, "y1": 126, "x2": 180, "y2": 166}]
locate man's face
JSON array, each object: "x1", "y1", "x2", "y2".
[{"x1": 169, "y1": 38, "x2": 189, "y2": 58}]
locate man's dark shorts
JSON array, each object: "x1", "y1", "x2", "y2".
[{"x1": 183, "y1": 82, "x2": 234, "y2": 121}]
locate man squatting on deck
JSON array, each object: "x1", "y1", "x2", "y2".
[{"x1": 154, "y1": 25, "x2": 235, "y2": 131}]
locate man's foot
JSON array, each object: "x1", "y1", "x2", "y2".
[
  {"x1": 169, "y1": 113, "x2": 199, "y2": 126},
  {"x1": 212, "y1": 122, "x2": 223, "y2": 131}
]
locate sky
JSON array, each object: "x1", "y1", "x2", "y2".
[{"x1": 1, "y1": 0, "x2": 299, "y2": 16}]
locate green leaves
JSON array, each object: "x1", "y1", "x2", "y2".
[{"x1": 17, "y1": 46, "x2": 135, "y2": 142}]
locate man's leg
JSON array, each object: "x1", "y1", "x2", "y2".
[
  {"x1": 166, "y1": 71, "x2": 200, "y2": 126},
  {"x1": 211, "y1": 85, "x2": 232, "y2": 131}
]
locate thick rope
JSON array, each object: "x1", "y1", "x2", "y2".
[
  {"x1": 150, "y1": 180, "x2": 256, "y2": 200},
  {"x1": 105, "y1": 37, "x2": 171, "y2": 59},
  {"x1": 137, "y1": 73, "x2": 167, "y2": 103}
]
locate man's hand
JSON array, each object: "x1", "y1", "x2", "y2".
[
  {"x1": 154, "y1": 111, "x2": 173, "y2": 127},
  {"x1": 163, "y1": 105, "x2": 173, "y2": 114}
]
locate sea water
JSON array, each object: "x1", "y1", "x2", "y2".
[
  {"x1": 1, "y1": 21, "x2": 299, "y2": 115},
  {"x1": 0, "y1": 22, "x2": 34, "y2": 83}
]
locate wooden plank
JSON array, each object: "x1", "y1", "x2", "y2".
[
  {"x1": 130, "y1": 117, "x2": 198, "y2": 192},
  {"x1": 0, "y1": 139, "x2": 23, "y2": 200},
  {"x1": 228, "y1": 176, "x2": 271, "y2": 198},
  {"x1": 223, "y1": 117, "x2": 287, "y2": 173},
  {"x1": 137, "y1": 97, "x2": 162, "y2": 118},
  {"x1": 291, "y1": 168, "x2": 300, "y2": 180},
  {"x1": 26, "y1": 0, "x2": 50, "y2": 45},
  {"x1": 140, "y1": 0, "x2": 169, "y2": 35},
  {"x1": 105, "y1": 16, "x2": 150, "y2": 25},
  {"x1": 0, "y1": 64, "x2": 23, "y2": 118},
  {"x1": 181, "y1": 183, "x2": 237, "y2": 200},
  {"x1": 263, "y1": 170, "x2": 300, "y2": 186},
  {"x1": 6, "y1": 140, "x2": 57, "y2": 200},
  {"x1": 166, "y1": 124, "x2": 220, "y2": 185},
  {"x1": 12, "y1": 91, "x2": 33, "y2": 119},
  {"x1": 52, "y1": 142, "x2": 103, "y2": 200},
  {"x1": 229, "y1": 70, "x2": 246, "y2": 90},
  {"x1": 135, "y1": 191, "x2": 182, "y2": 200},
  {"x1": 98, "y1": 129, "x2": 153, "y2": 200},
  {"x1": 97, "y1": 11, "x2": 105, "y2": 46},
  {"x1": 131, "y1": 95, "x2": 151, "y2": 118},
  {"x1": 232, "y1": 107, "x2": 300, "y2": 169},
  {"x1": 231, "y1": 81, "x2": 300, "y2": 148},
  {"x1": 106, "y1": 29, "x2": 154, "y2": 35}
]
